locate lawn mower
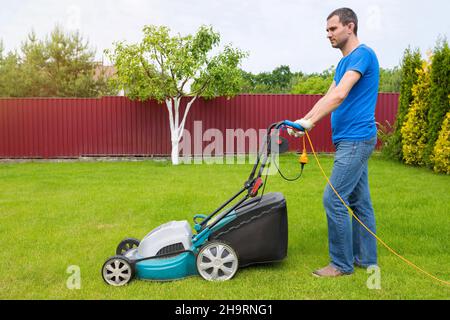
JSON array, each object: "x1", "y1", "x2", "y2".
[{"x1": 101, "y1": 120, "x2": 306, "y2": 286}]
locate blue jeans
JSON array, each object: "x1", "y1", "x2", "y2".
[{"x1": 322, "y1": 137, "x2": 378, "y2": 274}]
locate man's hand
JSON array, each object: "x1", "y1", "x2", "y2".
[
  {"x1": 287, "y1": 119, "x2": 314, "y2": 138},
  {"x1": 287, "y1": 127, "x2": 305, "y2": 138},
  {"x1": 288, "y1": 119, "x2": 314, "y2": 138}
]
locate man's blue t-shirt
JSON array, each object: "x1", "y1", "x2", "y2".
[{"x1": 332, "y1": 44, "x2": 379, "y2": 143}]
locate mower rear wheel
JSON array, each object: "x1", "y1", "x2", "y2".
[
  {"x1": 116, "y1": 238, "x2": 140, "y2": 255},
  {"x1": 102, "y1": 255, "x2": 135, "y2": 286},
  {"x1": 196, "y1": 241, "x2": 239, "y2": 281}
]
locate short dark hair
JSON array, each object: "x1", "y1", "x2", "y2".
[{"x1": 327, "y1": 8, "x2": 358, "y2": 36}]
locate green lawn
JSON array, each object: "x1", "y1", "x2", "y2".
[{"x1": 0, "y1": 154, "x2": 449, "y2": 299}]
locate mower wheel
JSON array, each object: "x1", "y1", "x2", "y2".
[
  {"x1": 116, "y1": 238, "x2": 140, "y2": 255},
  {"x1": 196, "y1": 241, "x2": 239, "y2": 281},
  {"x1": 102, "y1": 255, "x2": 135, "y2": 286}
]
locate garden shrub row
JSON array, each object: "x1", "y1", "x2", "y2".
[{"x1": 382, "y1": 39, "x2": 449, "y2": 174}]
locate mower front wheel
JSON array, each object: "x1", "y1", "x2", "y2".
[{"x1": 196, "y1": 241, "x2": 239, "y2": 281}]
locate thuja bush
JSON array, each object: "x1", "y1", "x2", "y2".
[
  {"x1": 382, "y1": 47, "x2": 422, "y2": 161},
  {"x1": 431, "y1": 108, "x2": 450, "y2": 174},
  {"x1": 423, "y1": 39, "x2": 450, "y2": 167},
  {"x1": 401, "y1": 60, "x2": 431, "y2": 166}
]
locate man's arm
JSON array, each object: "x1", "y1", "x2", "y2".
[{"x1": 304, "y1": 70, "x2": 362, "y2": 126}]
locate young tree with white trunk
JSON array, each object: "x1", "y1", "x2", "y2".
[{"x1": 106, "y1": 25, "x2": 247, "y2": 164}]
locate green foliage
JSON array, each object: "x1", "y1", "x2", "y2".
[
  {"x1": 0, "y1": 49, "x2": 26, "y2": 97},
  {"x1": 0, "y1": 26, "x2": 115, "y2": 97},
  {"x1": 291, "y1": 75, "x2": 330, "y2": 94},
  {"x1": 106, "y1": 25, "x2": 247, "y2": 102},
  {"x1": 192, "y1": 45, "x2": 247, "y2": 99},
  {"x1": 423, "y1": 39, "x2": 450, "y2": 167},
  {"x1": 272, "y1": 65, "x2": 293, "y2": 90},
  {"x1": 382, "y1": 47, "x2": 422, "y2": 161},
  {"x1": 379, "y1": 67, "x2": 401, "y2": 92},
  {"x1": 376, "y1": 120, "x2": 394, "y2": 157},
  {"x1": 383, "y1": 39, "x2": 450, "y2": 173},
  {"x1": 241, "y1": 65, "x2": 400, "y2": 95},
  {"x1": 431, "y1": 109, "x2": 450, "y2": 174},
  {"x1": 401, "y1": 60, "x2": 431, "y2": 166},
  {"x1": 240, "y1": 65, "x2": 297, "y2": 93},
  {"x1": 290, "y1": 66, "x2": 335, "y2": 94}
]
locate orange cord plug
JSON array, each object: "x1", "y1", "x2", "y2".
[{"x1": 299, "y1": 136, "x2": 309, "y2": 165}]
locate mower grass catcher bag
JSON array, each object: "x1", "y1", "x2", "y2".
[{"x1": 209, "y1": 192, "x2": 288, "y2": 267}]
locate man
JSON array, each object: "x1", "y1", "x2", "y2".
[{"x1": 289, "y1": 8, "x2": 379, "y2": 277}]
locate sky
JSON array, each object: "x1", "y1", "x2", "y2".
[{"x1": 0, "y1": 0, "x2": 449, "y2": 74}]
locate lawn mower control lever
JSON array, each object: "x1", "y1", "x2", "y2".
[{"x1": 249, "y1": 177, "x2": 263, "y2": 197}]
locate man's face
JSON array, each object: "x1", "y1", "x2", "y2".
[{"x1": 326, "y1": 15, "x2": 352, "y2": 49}]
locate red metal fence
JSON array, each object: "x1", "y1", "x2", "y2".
[{"x1": 0, "y1": 94, "x2": 399, "y2": 158}]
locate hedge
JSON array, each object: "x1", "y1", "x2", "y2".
[
  {"x1": 401, "y1": 60, "x2": 431, "y2": 166},
  {"x1": 431, "y1": 108, "x2": 450, "y2": 174}
]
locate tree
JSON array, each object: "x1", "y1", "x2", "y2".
[
  {"x1": 379, "y1": 67, "x2": 401, "y2": 92},
  {"x1": 423, "y1": 39, "x2": 450, "y2": 167},
  {"x1": 382, "y1": 47, "x2": 422, "y2": 161},
  {"x1": 240, "y1": 65, "x2": 300, "y2": 93},
  {"x1": 291, "y1": 76, "x2": 330, "y2": 94},
  {"x1": 106, "y1": 25, "x2": 247, "y2": 165},
  {"x1": 270, "y1": 65, "x2": 293, "y2": 91},
  {"x1": 0, "y1": 26, "x2": 115, "y2": 97},
  {"x1": 22, "y1": 27, "x2": 114, "y2": 97},
  {"x1": 291, "y1": 66, "x2": 335, "y2": 94},
  {"x1": 20, "y1": 30, "x2": 51, "y2": 97},
  {"x1": 431, "y1": 109, "x2": 450, "y2": 174},
  {"x1": 0, "y1": 45, "x2": 26, "y2": 97},
  {"x1": 400, "y1": 59, "x2": 431, "y2": 166}
]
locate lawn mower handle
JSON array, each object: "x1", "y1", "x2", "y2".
[
  {"x1": 282, "y1": 120, "x2": 305, "y2": 132},
  {"x1": 196, "y1": 120, "x2": 304, "y2": 232}
]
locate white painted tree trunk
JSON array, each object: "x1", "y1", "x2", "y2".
[
  {"x1": 165, "y1": 96, "x2": 197, "y2": 165},
  {"x1": 171, "y1": 141, "x2": 180, "y2": 165}
]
